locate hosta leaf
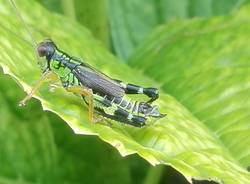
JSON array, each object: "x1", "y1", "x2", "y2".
[
  {"x1": 129, "y1": 4, "x2": 250, "y2": 184},
  {"x1": 0, "y1": 73, "x2": 132, "y2": 184},
  {"x1": 108, "y1": 0, "x2": 250, "y2": 60},
  {"x1": 0, "y1": 0, "x2": 249, "y2": 184}
]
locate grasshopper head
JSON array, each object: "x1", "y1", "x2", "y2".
[
  {"x1": 37, "y1": 40, "x2": 56, "y2": 58},
  {"x1": 37, "y1": 40, "x2": 58, "y2": 71}
]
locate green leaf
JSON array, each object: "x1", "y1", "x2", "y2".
[
  {"x1": 108, "y1": 0, "x2": 250, "y2": 60},
  {"x1": 129, "y1": 4, "x2": 250, "y2": 183},
  {"x1": 35, "y1": 0, "x2": 63, "y2": 13},
  {"x1": 212, "y1": 0, "x2": 249, "y2": 15},
  {"x1": 0, "y1": 73, "x2": 132, "y2": 183},
  {"x1": 0, "y1": 1, "x2": 250, "y2": 184},
  {"x1": 108, "y1": 0, "x2": 160, "y2": 60},
  {"x1": 75, "y1": 0, "x2": 110, "y2": 47},
  {"x1": 0, "y1": 75, "x2": 58, "y2": 183}
]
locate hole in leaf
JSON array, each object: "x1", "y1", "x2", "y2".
[
  {"x1": 192, "y1": 179, "x2": 219, "y2": 184},
  {"x1": 161, "y1": 166, "x2": 190, "y2": 184},
  {"x1": 247, "y1": 166, "x2": 250, "y2": 172}
]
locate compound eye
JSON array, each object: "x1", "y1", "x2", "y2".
[{"x1": 37, "y1": 46, "x2": 47, "y2": 57}]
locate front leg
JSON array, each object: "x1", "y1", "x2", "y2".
[
  {"x1": 19, "y1": 70, "x2": 57, "y2": 106},
  {"x1": 66, "y1": 86, "x2": 94, "y2": 123},
  {"x1": 115, "y1": 80, "x2": 159, "y2": 103}
]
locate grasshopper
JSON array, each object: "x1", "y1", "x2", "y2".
[{"x1": 10, "y1": 0, "x2": 165, "y2": 127}]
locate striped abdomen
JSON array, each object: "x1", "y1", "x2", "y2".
[{"x1": 100, "y1": 95, "x2": 162, "y2": 118}]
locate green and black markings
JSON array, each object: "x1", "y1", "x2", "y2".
[{"x1": 9, "y1": 0, "x2": 166, "y2": 127}]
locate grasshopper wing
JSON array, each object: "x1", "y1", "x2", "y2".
[{"x1": 73, "y1": 64, "x2": 125, "y2": 98}]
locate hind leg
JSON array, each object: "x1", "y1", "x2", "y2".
[
  {"x1": 66, "y1": 86, "x2": 94, "y2": 123},
  {"x1": 113, "y1": 108, "x2": 147, "y2": 127},
  {"x1": 114, "y1": 80, "x2": 159, "y2": 103}
]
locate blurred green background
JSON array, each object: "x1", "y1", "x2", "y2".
[
  {"x1": 36, "y1": 0, "x2": 250, "y2": 60},
  {"x1": 1, "y1": 0, "x2": 250, "y2": 184}
]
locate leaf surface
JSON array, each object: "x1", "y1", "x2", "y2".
[
  {"x1": 0, "y1": 1, "x2": 250, "y2": 183},
  {"x1": 129, "y1": 4, "x2": 250, "y2": 183}
]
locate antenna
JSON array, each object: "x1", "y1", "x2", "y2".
[
  {"x1": 8, "y1": 0, "x2": 45, "y2": 67},
  {"x1": 9, "y1": 0, "x2": 38, "y2": 48}
]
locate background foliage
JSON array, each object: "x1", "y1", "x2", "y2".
[{"x1": 0, "y1": 0, "x2": 250, "y2": 184}]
